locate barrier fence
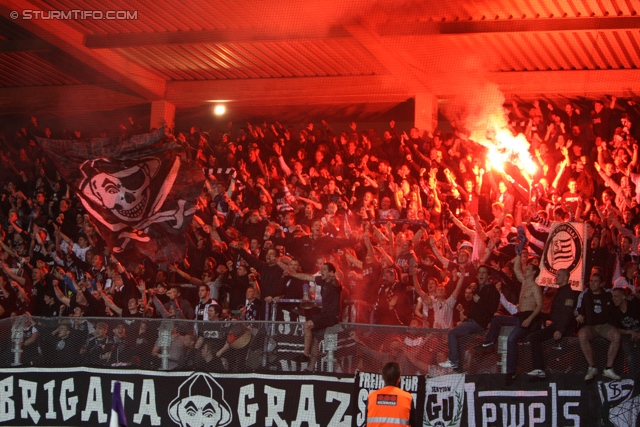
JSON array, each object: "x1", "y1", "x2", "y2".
[{"x1": 1, "y1": 315, "x2": 633, "y2": 377}]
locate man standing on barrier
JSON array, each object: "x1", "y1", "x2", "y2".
[
  {"x1": 439, "y1": 264, "x2": 500, "y2": 370},
  {"x1": 366, "y1": 361, "x2": 418, "y2": 427},
  {"x1": 286, "y1": 262, "x2": 342, "y2": 371}
]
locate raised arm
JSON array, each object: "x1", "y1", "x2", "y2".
[
  {"x1": 99, "y1": 286, "x2": 123, "y2": 316},
  {"x1": 472, "y1": 214, "x2": 488, "y2": 242},
  {"x1": 256, "y1": 183, "x2": 273, "y2": 205},
  {"x1": 450, "y1": 264, "x2": 467, "y2": 301},
  {"x1": 1, "y1": 262, "x2": 26, "y2": 286},
  {"x1": 284, "y1": 271, "x2": 316, "y2": 282},
  {"x1": 344, "y1": 251, "x2": 363, "y2": 270},
  {"x1": 297, "y1": 197, "x2": 322, "y2": 211},
  {"x1": 168, "y1": 265, "x2": 203, "y2": 287},
  {"x1": 428, "y1": 236, "x2": 450, "y2": 269},
  {"x1": 52, "y1": 279, "x2": 70, "y2": 307},
  {"x1": 450, "y1": 213, "x2": 475, "y2": 237},
  {"x1": 513, "y1": 254, "x2": 525, "y2": 284}
]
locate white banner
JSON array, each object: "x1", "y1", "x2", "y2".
[
  {"x1": 538, "y1": 221, "x2": 587, "y2": 291},
  {"x1": 423, "y1": 373, "x2": 465, "y2": 427}
]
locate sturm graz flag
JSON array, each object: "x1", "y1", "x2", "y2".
[{"x1": 36, "y1": 128, "x2": 204, "y2": 264}]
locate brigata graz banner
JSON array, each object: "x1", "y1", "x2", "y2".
[
  {"x1": 0, "y1": 367, "x2": 354, "y2": 427},
  {"x1": 0, "y1": 368, "x2": 616, "y2": 427}
]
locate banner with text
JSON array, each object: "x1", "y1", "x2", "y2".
[
  {"x1": 0, "y1": 368, "x2": 354, "y2": 427},
  {"x1": 352, "y1": 370, "x2": 424, "y2": 427},
  {"x1": 423, "y1": 374, "x2": 465, "y2": 427},
  {"x1": 0, "y1": 368, "x2": 625, "y2": 427}
]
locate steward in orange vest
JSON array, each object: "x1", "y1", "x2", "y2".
[{"x1": 366, "y1": 362, "x2": 417, "y2": 427}]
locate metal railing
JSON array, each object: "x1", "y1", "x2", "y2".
[{"x1": 0, "y1": 315, "x2": 631, "y2": 377}]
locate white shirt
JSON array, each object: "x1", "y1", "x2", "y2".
[{"x1": 430, "y1": 296, "x2": 457, "y2": 330}]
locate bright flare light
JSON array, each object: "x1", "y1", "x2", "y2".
[
  {"x1": 495, "y1": 129, "x2": 538, "y2": 175},
  {"x1": 487, "y1": 146, "x2": 505, "y2": 173},
  {"x1": 480, "y1": 127, "x2": 537, "y2": 178},
  {"x1": 213, "y1": 105, "x2": 226, "y2": 116}
]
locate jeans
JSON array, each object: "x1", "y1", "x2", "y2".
[
  {"x1": 528, "y1": 326, "x2": 558, "y2": 370},
  {"x1": 448, "y1": 319, "x2": 484, "y2": 366},
  {"x1": 485, "y1": 315, "x2": 531, "y2": 374}
]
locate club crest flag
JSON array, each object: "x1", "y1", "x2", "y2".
[
  {"x1": 538, "y1": 221, "x2": 586, "y2": 291},
  {"x1": 36, "y1": 128, "x2": 205, "y2": 263}
]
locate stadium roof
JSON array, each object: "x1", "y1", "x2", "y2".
[{"x1": 0, "y1": 0, "x2": 639, "y2": 122}]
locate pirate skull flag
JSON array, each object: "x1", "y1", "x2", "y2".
[{"x1": 36, "y1": 128, "x2": 205, "y2": 264}]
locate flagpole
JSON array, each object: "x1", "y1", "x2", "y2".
[{"x1": 110, "y1": 381, "x2": 127, "y2": 427}]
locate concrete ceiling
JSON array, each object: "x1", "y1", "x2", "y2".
[{"x1": 0, "y1": 0, "x2": 639, "y2": 123}]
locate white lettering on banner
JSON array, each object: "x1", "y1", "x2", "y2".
[
  {"x1": 465, "y1": 382, "x2": 476, "y2": 426},
  {"x1": 133, "y1": 379, "x2": 160, "y2": 425},
  {"x1": 277, "y1": 321, "x2": 291, "y2": 335},
  {"x1": 238, "y1": 384, "x2": 257, "y2": 427},
  {"x1": 464, "y1": 383, "x2": 581, "y2": 427},
  {"x1": 0, "y1": 377, "x2": 14, "y2": 422},
  {"x1": 482, "y1": 403, "x2": 497, "y2": 426},
  {"x1": 357, "y1": 388, "x2": 368, "y2": 426},
  {"x1": 43, "y1": 380, "x2": 57, "y2": 419},
  {"x1": 424, "y1": 373, "x2": 464, "y2": 426},
  {"x1": 563, "y1": 403, "x2": 580, "y2": 426},
  {"x1": 357, "y1": 374, "x2": 419, "y2": 427},
  {"x1": 18, "y1": 379, "x2": 40, "y2": 424},
  {"x1": 291, "y1": 385, "x2": 319, "y2": 427},
  {"x1": 264, "y1": 385, "x2": 287, "y2": 427},
  {"x1": 499, "y1": 403, "x2": 524, "y2": 427},
  {"x1": 326, "y1": 391, "x2": 351, "y2": 427},
  {"x1": 294, "y1": 323, "x2": 304, "y2": 336},
  {"x1": 470, "y1": 382, "x2": 580, "y2": 426},
  {"x1": 400, "y1": 376, "x2": 418, "y2": 392},
  {"x1": 60, "y1": 378, "x2": 77, "y2": 421},
  {"x1": 478, "y1": 391, "x2": 548, "y2": 397},
  {"x1": 359, "y1": 373, "x2": 385, "y2": 390},
  {"x1": 529, "y1": 403, "x2": 545, "y2": 425},
  {"x1": 81, "y1": 377, "x2": 107, "y2": 423}
]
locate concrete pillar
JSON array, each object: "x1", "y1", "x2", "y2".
[
  {"x1": 150, "y1": 100, "x2": 175, "y2": 132},
  {"x1": 414, "y1": 93, "x2": 438, "y2": 137}
]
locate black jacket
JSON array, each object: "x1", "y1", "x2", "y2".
[
  {"x1": 468, "y1": 282, "x2": 500, "y2": 328},
  {"x1": 549, "y1": 285, "x2": 580, "y2": 336},
  {"x1": 575, "y1": 288, "x2": 615, "y2": 326}
]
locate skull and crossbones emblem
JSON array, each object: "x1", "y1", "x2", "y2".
[{"x1": 79, "y1": 157, "x2": 196, "y2": 253}]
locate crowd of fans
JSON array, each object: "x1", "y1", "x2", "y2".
[{"x1": 1, "y1": 96, "x2": 640, "y2": 377}]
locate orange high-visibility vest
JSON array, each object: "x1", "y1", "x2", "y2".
[{"x1": 367, "y1": 385, "x2": 412, "y2": 426}]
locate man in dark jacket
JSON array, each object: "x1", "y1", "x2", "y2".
[
  {"x1": 439, "y1": 265, "x2": 500, "y2": 370},
  {"x1": 575, "y1": 272, "x2": 621, "y2": 381},
  {"x1": 274, "y1": 220, "x2": 355, "y2": 272},
  {"x1": 527, "y1": 268, "x2": 579, "y2": 378},
  {"x1": 231, "y1": 244, "x2": 286, "y2": 309}
]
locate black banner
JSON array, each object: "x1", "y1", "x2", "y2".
[
  {"x1": 462, "y1": 373, "x2": 598, "y2": 427},
  {"x1": 0, "y1": 367, "x2": 354, "y2": 426},
  {"x1": 0, "y1": 369, "x2": 624, "y2": 426}
]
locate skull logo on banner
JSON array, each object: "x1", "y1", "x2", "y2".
[{"x1": 78, "y1": 157, "x2": 196, "y2": 253}]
